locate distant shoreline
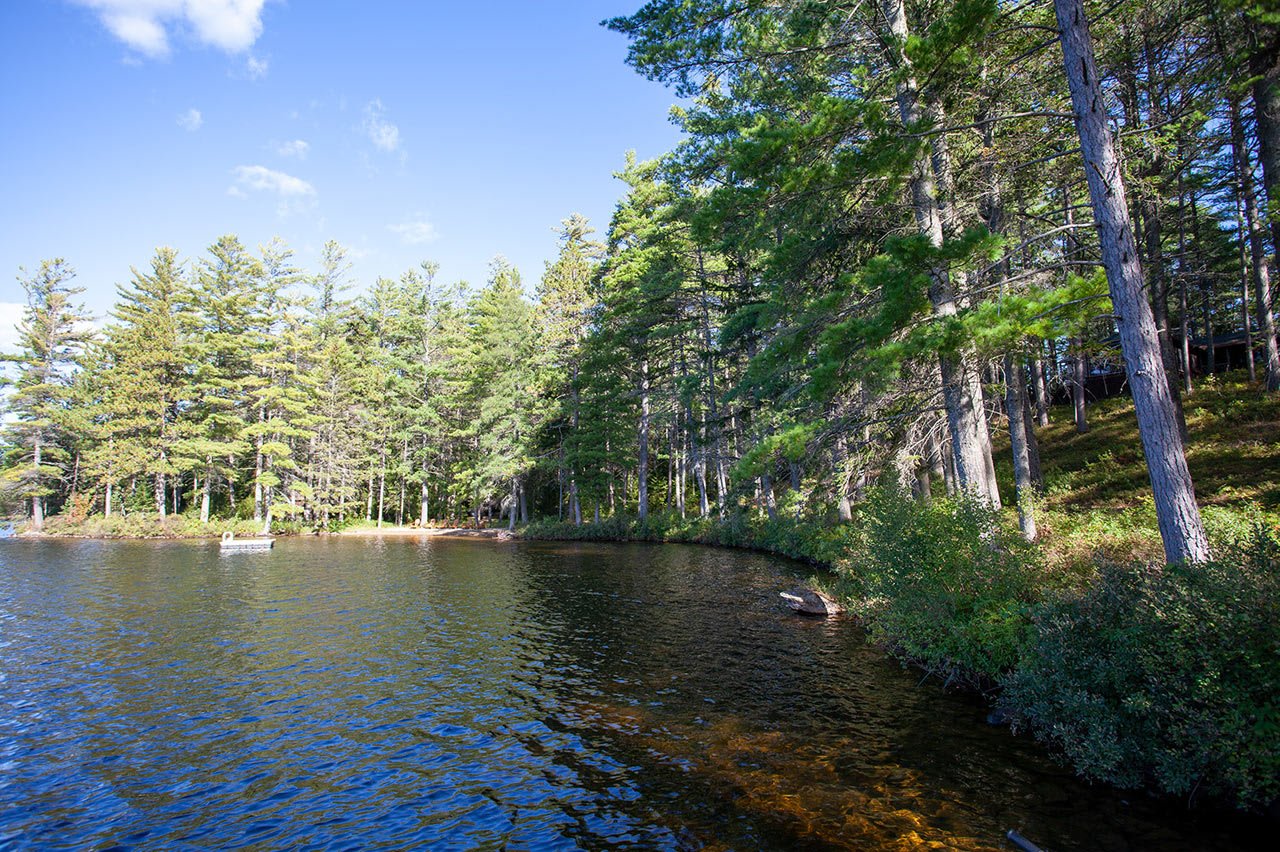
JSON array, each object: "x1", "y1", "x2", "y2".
[
  {"x1": 5, "y1": 524, "x2": 510, "y2": 542},
  {"x1": 338, "y1": 526, "x2": 509, "y2": 540}
]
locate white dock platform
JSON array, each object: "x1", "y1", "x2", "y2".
[{"x1": 220, "y1": 532, "x2": 275, "y2": 550}]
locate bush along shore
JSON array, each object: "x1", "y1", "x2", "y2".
[{"x1": 523, "y1": 495, "x2": 1280, "y2": 815}]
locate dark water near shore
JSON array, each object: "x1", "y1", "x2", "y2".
[{"x1": 0, "y1": 537, "x2": 1264, "y2": 850}]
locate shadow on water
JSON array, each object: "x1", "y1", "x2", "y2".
[{"x1": 0, "y1": 537, "x2": 1268, "y2": 850}]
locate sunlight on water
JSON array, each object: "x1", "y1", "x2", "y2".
[{"x1": 0, "y1": 538, "x2": 1262, "y2": 850}]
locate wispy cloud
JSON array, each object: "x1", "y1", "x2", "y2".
[
  {"x1": 228, "y1": 164, "x2": 315, "y2": 215},
  {"x1": 363, "y1": 99, "x2": 401, "y2": 153},
  {"x1": 177, "y1": 107, "x2": 203, "y2": 131},
  {"x1": 275, "y1": 139, "x2": 309, "y2": 159},
  {"x1": 72, "y1": 0, "x2": 267, "y2": 58},
  {"x1": 388, "y1": 219, "x2": 438, "y2": 245},
  {"x1": 245, "y1": 54, "x2": 268, "y2": 78}
]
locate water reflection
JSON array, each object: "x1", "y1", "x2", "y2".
[{"x1": 0, "y1": 537, "x2": 1264, "y2": 850}]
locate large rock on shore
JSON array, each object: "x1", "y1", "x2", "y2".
[{"x1": 779, "y1": 587, "x2": 844, "y2": 617}]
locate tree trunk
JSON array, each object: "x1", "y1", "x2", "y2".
[
  {"x1": 421, "y1": 480, "x2": 430, "y2": 527},
  {"x1": 570, "y1": 475, "x2": 582, "y2": 525},
  {"x1": 1203, "y1": 289, "x2": 1216, "y2": 375},
  {"x1": 637, "y1": 357, "x2": 650, "y2": 522},
  {"x1": 1032, "y1": 349, "x2": 1050, "y2": 426},
  {"x1": 1055, "y1": 0, "x2": 1209, "y2": 564},
  {"x1": 882, "y1": 0, "x2": 996, "y2": 508},
  {"x1": 1180, "y1": 275, "x2": 1193, "y2": 393},
  {"x1": 508, "y1": 478, "x2": 517, "y2": 532},
  {"x1": 105, "y1": 480, "x2": 113, "y2": 519},
  {"x1": 1072, "y1": 337, "x2": 1089, "y2": 433},
  {"x1": 832, "y1": 435, "x2": 854, "y2": 522},
  {"x1": 30, "y1": 432, "x2": 44, "y2": 531},
  {"x1": 1023, "y1": 394, "x2": 1044, "y2": 491},
  {"x1": 377, "y1": 471, "x2": 386, "y2": 530},
  {"x1": 155, "y1": 472, "x2": 166, "y2": 520},
  {"x1": 1004, "y1": 355, "x2": 1037, "y2": 541},
  {"x1": 1230, "y1": 93, "x2": 1280, "y2": 389},
  {"x1": 201, "y1": 463, "x2": 211, "y2": 524},
  {"x1": 253, "y1": 433, "x2": 264, "y2": 523},
  {"x1": 1251, "y1": 38, "x2": 1280, "y2": 387}
]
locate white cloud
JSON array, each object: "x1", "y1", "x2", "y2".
[
  {"x1": 177, "y1": 107, "x2": 203, "y2": 131},
  {"x1": 245, "y1": 54, "x2": 268, "y2": 78},
  {"x1": 72, "y1": 0, "x2": 266, "y2": 58},
  {"x1": 275, "y1": 138, "x2": 309, "y2": 158},
  {"x1": 363, "y1": 99, "x2": 401, "y2": 153},
  {"x1": 388, "y1": 219, "x2": 439, "y2": 245},
  {"x1": 229, "y1": 164, "x2": 315, "y2": 215},
  {"x1": 230, "y1": 164, "x2": 314, "y2": 197}
]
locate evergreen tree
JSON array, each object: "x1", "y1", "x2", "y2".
[{"x1": 2, "y1": 260, "x2": 92, "y2": 529}]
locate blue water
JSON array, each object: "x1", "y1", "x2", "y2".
[{"x1": 0, "y1": 537, "x2": 1262, "y2": 850}]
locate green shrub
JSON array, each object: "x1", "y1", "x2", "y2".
[
  {"x1": 1005, "y1": 524, "x2": 1280, "y2": 810},
  {"x1": 849, "y1": 489, "x2": 1042, "y2": 687}
]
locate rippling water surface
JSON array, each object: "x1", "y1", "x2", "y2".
[{"x1": 0, "y1": 537, "x2": 1264, "y2": 850}]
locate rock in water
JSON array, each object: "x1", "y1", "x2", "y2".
[{"x1": 779, "y1": 587, "x2": 844, "y2": 616}]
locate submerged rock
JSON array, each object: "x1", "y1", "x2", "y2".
[{"x1": 779, "y1": 587, "x2": 844, "y2": 617}]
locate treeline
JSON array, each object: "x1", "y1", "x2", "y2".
[
  {"x1": 5, "y1": 0, "x2": 1280, "y2": 563},
  {"x1": 2, "y1": 233, "x2": 582, "y2": 532}
]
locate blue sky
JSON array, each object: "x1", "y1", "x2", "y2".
[{"x1": 0, "y1": 0, "x2": 684, "y2": 344}]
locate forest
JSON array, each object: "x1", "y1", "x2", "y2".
[{"x1": 4, "y1": 0, "x2": 1280, "y2": 811}]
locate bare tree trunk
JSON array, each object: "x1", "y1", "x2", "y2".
[
  {"x1": 397, "y1": 441, "x2": 407, "y2": 526},
  {"x1": 1235, "y1": 196, "x2": 1256, "y2": 384},
  {"x1": 882, "y1": 0, "x2": 996, "y2": 507},
  {"x1": 377, "y1": 468, "x2": 386, "y2": 530},
  {"x1": 695, "y1": 412, "x2": 710, "y2": 518},
  {"x1": 1203, "y1": 288, "x2": 1216, "y2": 376},
  {"x1": 832, "y1": 435, "x2": 854, "y2": 522},
  {"x1": 1023, "y1": 395, "x2": 1044, "y2": 492},
  {"x1": 105, "y1": 479, "x2": 113, "y2": 519},
  {"x1": 201, "y1": 463, "x2": 211, "y2": 524},
  {"x1": 30, "y1": 432, "x2": 44, "y2": 531},
  {"x1": 1032, "y1": 349, "x2": 1050, "y2": 426},
  {"x1": 1005, "y1": 355, "x2": 1037, "y2": 541},
  {"x1": 1180, "y1": 275, "x2": 1193, "y2": 393},
  {"x1": 1055, "y1": 0, "x2": 1209, "y2": 563},
  {"x1": 696, "y1": 249, "x2": 728, "y2": 516},
  {"x1": 1072, "y1": 337, "x2": 1089, "y2": 434},
  {"x1": 155, "y1": 472, "x2": 166, "y2": 520},
  {"x1": 1230, "y1": 93, "x2": 1280, "y2": 389},
  {"x1": 1250, "y1": 37, "x2": 1280, "y2": 390},
  {"x1": 253, "y1": 432, "x2": 264, "y2": 523},
  {"x1": 637, "y1": 357, "x2": 650, "y2": 522}
]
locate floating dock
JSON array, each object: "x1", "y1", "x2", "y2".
[{"x1": 220, "y1": 532, "x2": 274, "y2": 550}]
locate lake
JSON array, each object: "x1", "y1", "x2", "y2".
[{"x1": 0, "y1": 537, "x2": 1263, "y2": 850}]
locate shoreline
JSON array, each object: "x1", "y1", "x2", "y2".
[
  {"x1": 7, "y1": 525, "x2": 511, "y2": 542},
  {"x1": 337, "y1": 526, "x2": 509, "y2": 540}
]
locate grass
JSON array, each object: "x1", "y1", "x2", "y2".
[{"x1": 992, "y1": 372, "x2": 1280, "y2": 565}]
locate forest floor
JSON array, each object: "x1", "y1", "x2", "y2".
[{"x1": 995, "y1": 372, "x2": 1280, "y2": 566}]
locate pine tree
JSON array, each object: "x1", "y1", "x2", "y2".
[{"x1": 2, "y1": 260, "x2": 92, "y2": 529}]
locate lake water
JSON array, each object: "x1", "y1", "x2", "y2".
[{"x1": 0, "y1": 537, "x2": 1264, "y2": 850}]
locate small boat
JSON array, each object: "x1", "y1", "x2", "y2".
[{"x1": 220, "y1": 531, "x2": 274, "y2": 550}]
